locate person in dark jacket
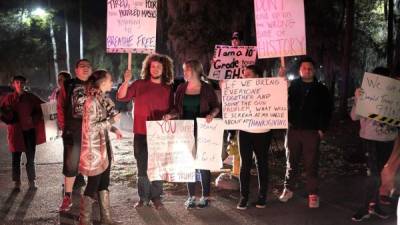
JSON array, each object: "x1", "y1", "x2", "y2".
[
  {"x1": 164, "y1": 59, "x2": 220, "y2": 209},
  {"x1": 278, "y1": 56, "x2": 333, "y2": 208},
  {"x1": 0, "y1": 75, "x2": 45, "y2": 191},
  {"x1": 58, "y1": 59, "x2": 92, "y2": 212}
]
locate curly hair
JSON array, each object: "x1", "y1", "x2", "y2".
[{"x1": 140, "y1": 54, "x2": 174, "y2": 85}]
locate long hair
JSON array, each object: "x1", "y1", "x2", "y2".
[
  {"x1": 245, "y1": 65, "x2": 263, "y2": 78},
  {"x1": 140, "y1": 54, "x2": 174, "y2": 85},
  {"x1": 183, "y1": 59, "x2": 206, "y2": 81},
  {"x1": 87, "y1": 69, "x2": 109, "y2": 90}
]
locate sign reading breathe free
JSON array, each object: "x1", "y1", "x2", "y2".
[
  {"x1": 254, "y1": 0, "x2": 306, "y2": 58},
  {"x1": 222, "y1": 78, "x2": 288, "y2": 129},
  {"x1": 146, "y1": 120, "x2": 195, "y2": 182},
  {"x1": 208, "y1": 45, "x2": 257, "y2": 80},
  {"x1": 355, "y1": 72, "x2": 400, "y2": 126},
  {"x1": 106, "y1": 0, "x2": 157, "y2": 53}
]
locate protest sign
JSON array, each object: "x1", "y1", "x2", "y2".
[
  {"x1": 208, "y1": 45, "x2": 257, "y2": 80},
  {"x1": 195, "y1": 118, "x2": 224, "y2": 171},
  {"x1": 106, "y1": 0, "x2": 157, "y2": 53},
  {"x1": 254, "y1": 0, "x2": 306, "y2": 58},
  {"x1": 41, "y1": 101, "x2": 61, "y2": 142},
  {"x1": 355, "y1": 72, "x2": 400, "y2": 126},
  {"x1": 146, "y1": 120, "x2": 196, "y2": 182},
  {"x1": 222, "y1": 78, "x2": 288, "y2": 129}
]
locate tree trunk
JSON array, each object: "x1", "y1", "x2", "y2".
[
  {"x1": 79, "y1": 0, "x2": 84, "y2": 58},
  {"x1": 387, "y1": 0, "x2": 394, "y2": 73},
  {"x1": 339, "y1": 0, "x2": 355, "y2": 118},
  {"x1": 49, "y1": 0, "x2": 59, "y2": 81}
]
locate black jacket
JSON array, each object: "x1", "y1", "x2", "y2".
[{"x1": 288, "y1": 78, "x2": 333, "y2": 131}]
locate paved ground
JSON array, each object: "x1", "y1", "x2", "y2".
[{"x1": 0, "y1": 121, "x2": 397, "y2": 225}]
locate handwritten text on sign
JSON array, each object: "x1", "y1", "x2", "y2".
[
  {"x1": 208, "y1": 45, "x2": 257, "y2": 80},
  {"x1": 41, "y1": 101, "x2": 61, "y2": 142},
  {"x1": 222, "y1": 78, "x2": 288, "y2": 129},
  {"x1": 146, "y1": 120, "x2": 195, "y2": 182},
  {"x1": 195, "y1": 118, "x2": 224, "y2": 171},
  {"x1": 355, "y1": 72, "x2": 400, "y2": 126},
  {"x1": 106, "y1": 0, "x2": 157, "y2": 53},
  {"x1": 254, "y1": 0, "x2": 306, "y2": 58}
]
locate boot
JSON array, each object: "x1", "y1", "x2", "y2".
[
  {"x1": 98, "y1": 190, "x2": 122, "y2": 224},
  {"x1": 79, "y1": 195, "x2": 95, "y2": 225}
]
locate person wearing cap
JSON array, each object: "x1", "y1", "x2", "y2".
[
  {"x1": 231, "y1": 31, "x2": 241, "y2": 47},
  {"x1": 0, "y1": 75, "x2": 46, "y2": 191}
]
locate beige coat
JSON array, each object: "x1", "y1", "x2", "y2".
[{"x1": 80, "y1": 90, "x2": 116, "y2": 176}]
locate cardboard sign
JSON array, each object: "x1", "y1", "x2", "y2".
[
  {"x1": 106, "y1": 0, "x2": 157, "y2": 53},
  {"x1": 41, "y1": 101, "x2": 61, "y2": 142},
  {"x1": 146, "y1": 120, "x2": 195, "y2": 182},
  {"x1": 222, "y1": 78, "x2": 288, "y2": 129},
  {"x1": 355, "y1": 72, "x2": 400, "y2": 126},
  {"x1": 254, "y1": 0, "x2": 306, "y2": 58},
  {"x1": 208, "y1": 45, "x2": 257, "y2": 80},
  {"x1": 195, "y1": 118, "x2": 224, "y2": 171}
]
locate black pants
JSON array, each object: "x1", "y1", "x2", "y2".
[
  {"x1": 238, "y1": 131, "x2": 272, "y2": 199},
  {"x1": 84, "y1": 161, "x2": 111, "y2": 199},
  {"x1": 361, "y1": 139, "x2": 393, "y2": 208},
  {"x1": 12, "y1": 128, "x2": 36, "y2": 182},
  {"x1": 284, "y1": 129, "x2": 320, "y2": 194},
  {"x1": 134, "y1": 134, "x2": 163, "y2": 202},
  {"x1": 62, "y1": 130, "x2": 82, "y2": 177},
  {"x1": 187, "y1": 169, "x2": 211, "y2": 197}
]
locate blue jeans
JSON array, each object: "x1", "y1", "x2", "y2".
[
  {"x1": 187, "y1": 169, "x2": 211, "y2": 197},
  {"x1": 134, "y1": 134, "x2": 163, "y2": 202}
]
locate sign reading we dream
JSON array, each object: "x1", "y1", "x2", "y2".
[
  {"x1": 355, "y1": 72, "x2": 400, "y2": 126},
  {"x1": 146, "y1": 120, "x2": 195, "y2": 182},
  {"x1": 222, "y1": 78, "x2": 288, "y2": 130},
  {"x1": 41, "y1": 101, "x2": 61, "y2": 142},
  {"x1": 106, "y1": 0, "x2": 157, "y2": 53},
  {"x1": 208, "y1": 45, "x2": 257, "y2": 80}
]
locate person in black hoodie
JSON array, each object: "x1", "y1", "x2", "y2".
[{"x1": 278, "y1": 56, "x2": 333, "y2": 208}]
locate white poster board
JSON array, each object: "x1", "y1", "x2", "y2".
[
  {"x1": 355, "y1": 72, "x2": 400, "y2": 126},
  {"x1": 41, "y1": 101, "x2": 61, "y2": 142},
  {"x1": 106, "y1": 0, "x2": 157, "y2": 53},
  {"x1": 222, "y1": 78, "x2": 288, "y2": 129},
  {"x1": 254, "y1": 0, "x2": 306, "y2": 58},
  {"x1": 195, "y1": 118, "x2": 224, "y2": 171},
  {"x1": 146, "y1": 120, "x2": 195, "y2": 182},
  {"x1": 208, "y1": 45, "x2": 257, "y2": 80}
]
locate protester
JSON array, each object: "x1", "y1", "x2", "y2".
[
  {"x1": 236, "y1": 65, "x2": 272, "y2": 210},
  {"x1": 0, "y1": 75, "x2": 45, "y2": 191},
  {"x1": 350, "y1": 67, "x2": 398, "y2": 222},
  {"x1": 164, "y1": 59, "x2": 219, "y2": 209},
  {"x1": 58, "y1": 59, "x2": 92, "y2": 212},
  {"x1": 279, "y1": 56, "x2": 333, "y2": 208},
  {"x1": 78, "y1": 69, "x2": 122, "y2": 225},
  {"x1": 117, "y1": 53, "x2": 174, "y2": 209},
  {"x1": 49, "y1": 71, "x2": 71, "y2": 101}
]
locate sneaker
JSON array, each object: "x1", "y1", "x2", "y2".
[
  {"x1": 28, "y1": 181, "x2": 38, "y2": 191},
  {"x1": 369, "y1": 204, "x2": 389, "y2": 219},
  {"x1": 279, "y1": 188, "x2": 293, "y2": 202},
  {"x1": 352, "y1": 209, "x2": 370, "y2": 222},
  {"x1": 152, "y1": 198, "x2": 164, "y2": 210},
  {"x1": 59, "y1": 195, "x2": 73, "y2": 212},
  {"x1": 197, "y1": 197, "x2": 209, "y2": 208},
  {"x1": 254, "y1": 196, "x2": 266, "y2": 208},
  {"x1": 134, "y1": 200, "x2": 150, "y2": 208},
  {"x1": 184, "y1": 196, "x2": 196, "y2": 209},
  {"x1": 236, "y1": 197, "x2": 248, "y2": 210},
  {"x1": 308, "y1": 194, "x2": 319, "y2": 208},
  {"x1": 14, "y1": 181, "x2": 21, "y2": 191}
]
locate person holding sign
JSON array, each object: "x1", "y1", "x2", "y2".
[
  {"x1": 350, "y1": 67, "x2": 398, "y2": 222},
  {"x1": 78, "y1": 70, "x2": 122, "y2": 225},
  {"x1": 164, "y1": 59, "x2": 220, "y2": 209},
  {"x1": 0, "y1": 75, "x2": 45, "y2": 191},
  {"x1": 236, "y1": 65, "x2": 272, "y2": 210},
  {"x1": 49, "y1": 71, "x2": 72, "y2": 101},
  {"x1": 279, "y1": 57, "x2": 333, "y2": 208},
  {"x1": 117, "y1": 54, "x2": 174, "y2": 210}
]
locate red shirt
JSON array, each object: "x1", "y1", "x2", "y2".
[{"x1": 118, "y1": 80, "x2": 173, "y2": 135}]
